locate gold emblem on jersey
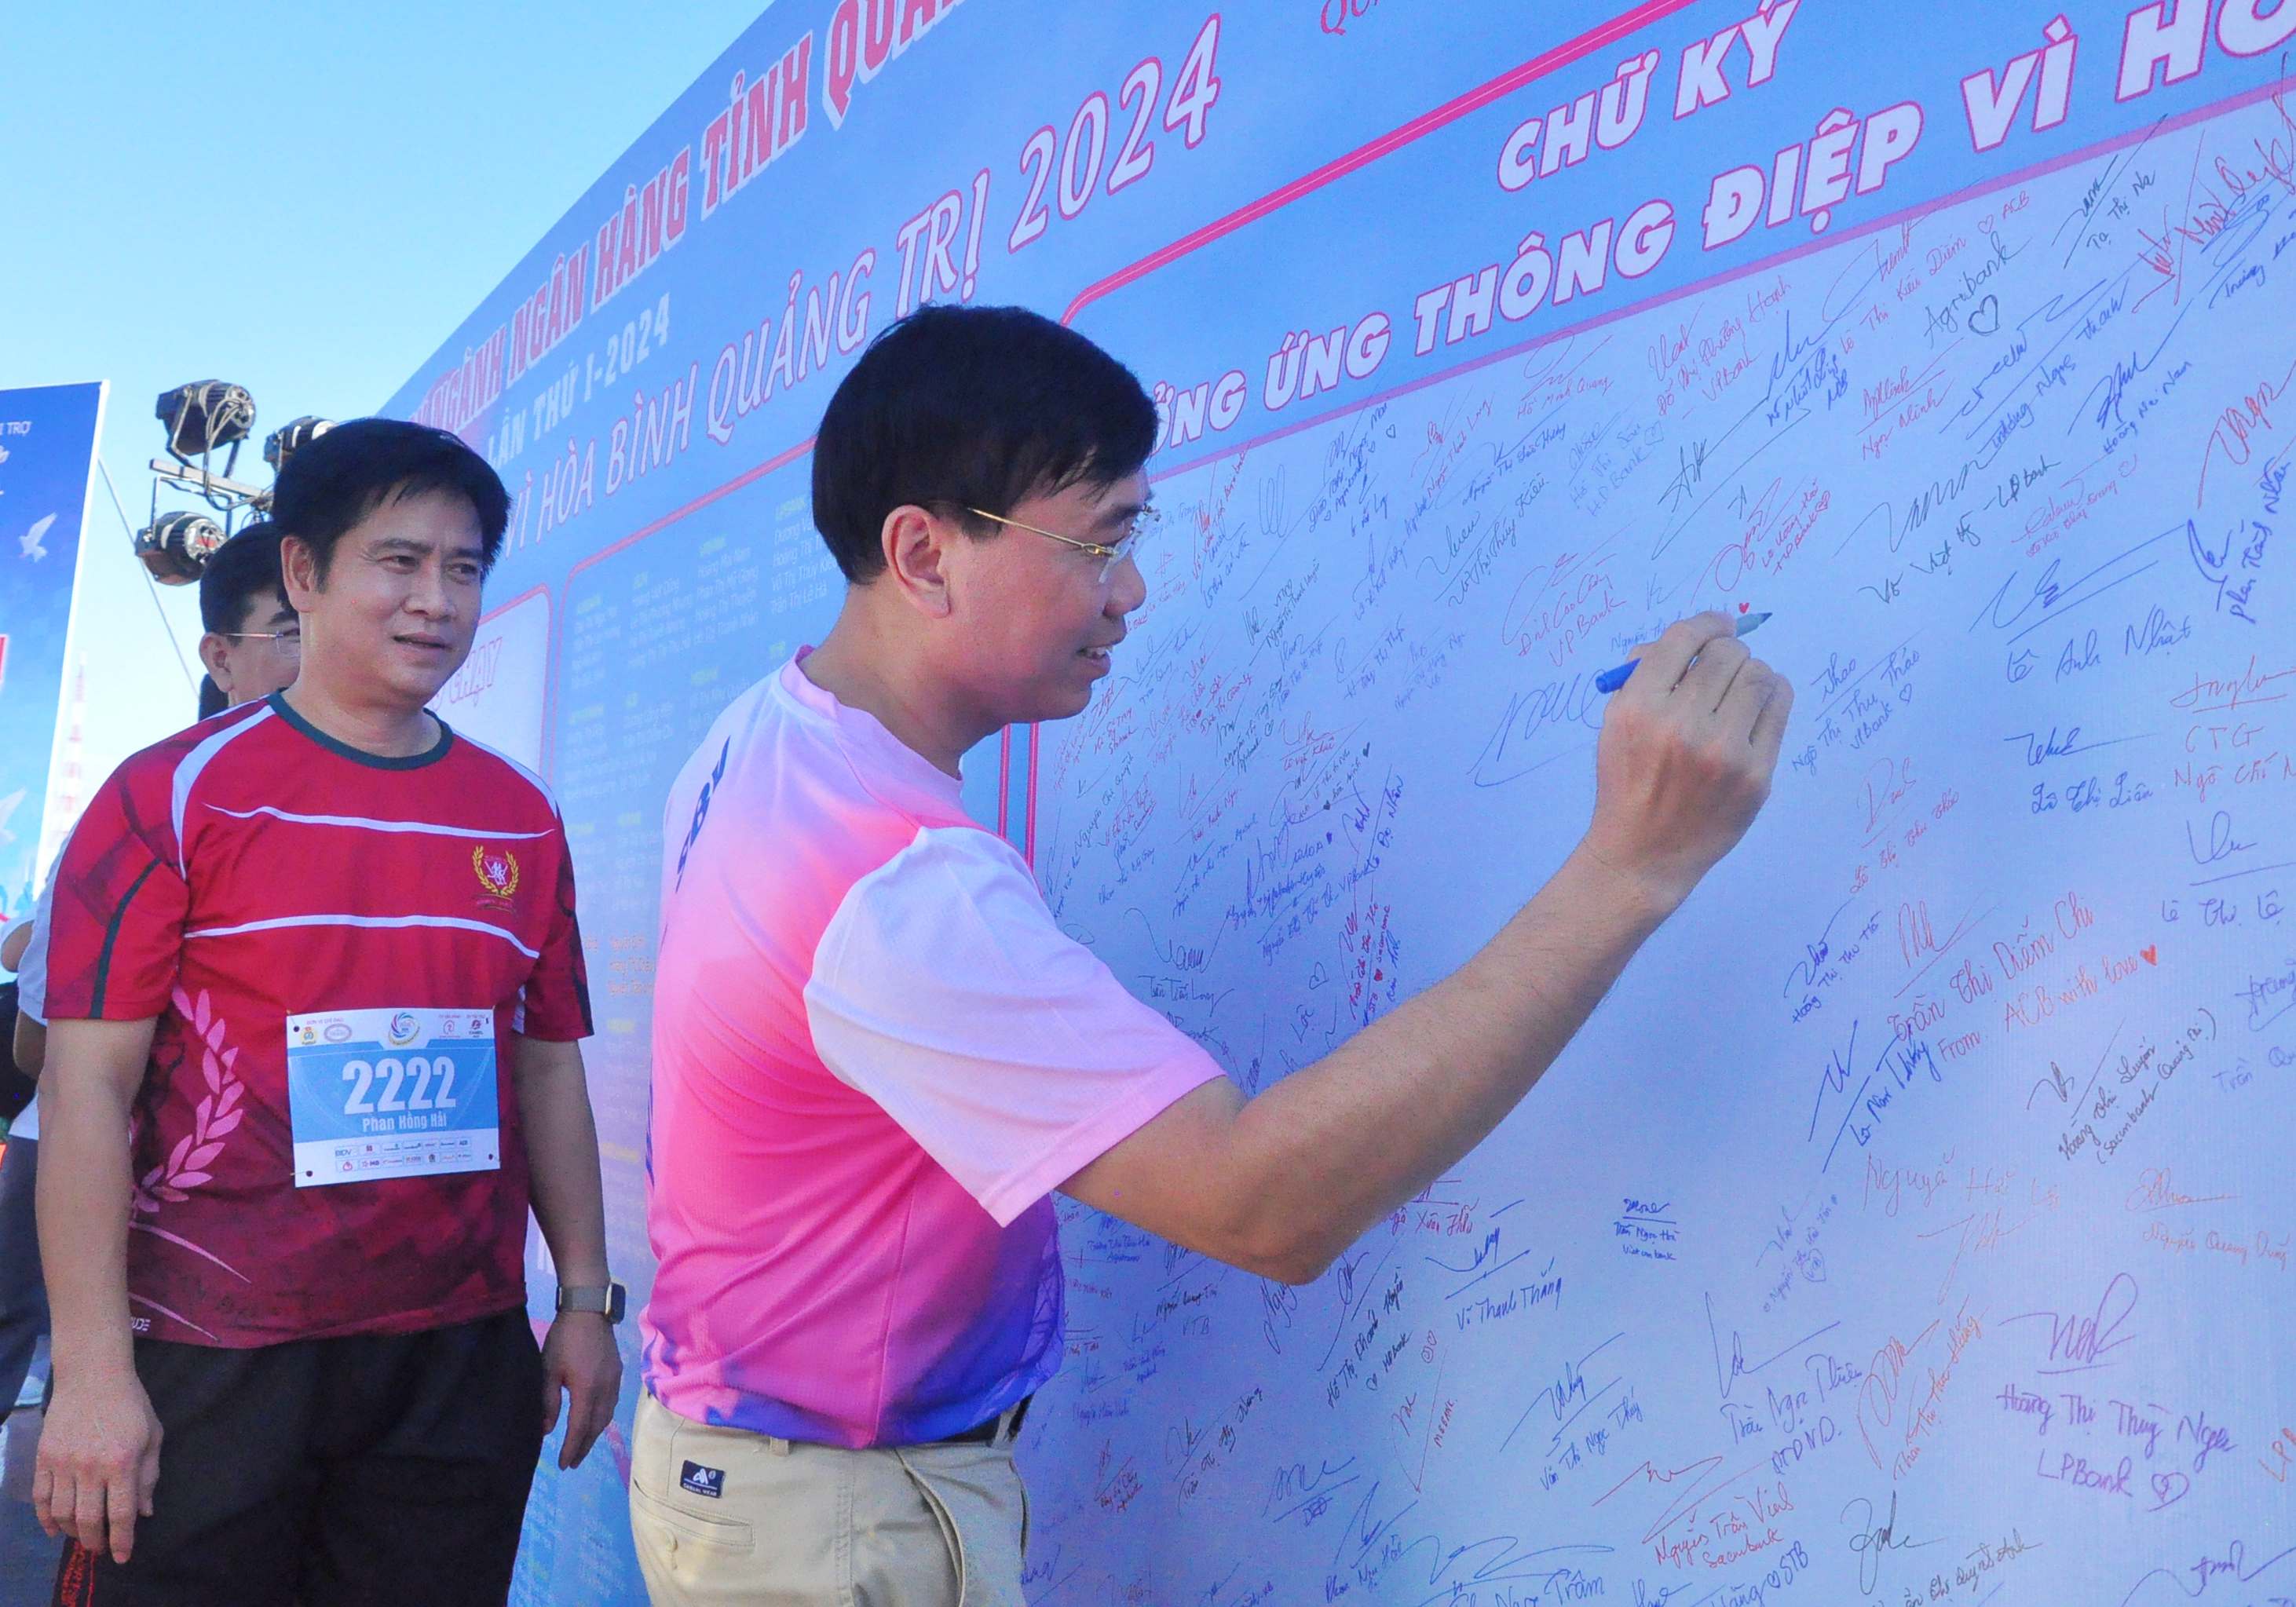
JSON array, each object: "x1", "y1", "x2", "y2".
[{"x1": 473, "y1": 844, "x2": 521, "y2": 900}]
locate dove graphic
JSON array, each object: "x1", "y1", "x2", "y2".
[{"x1": 21, "y1": 513, "x2": 55, "y2": 561}]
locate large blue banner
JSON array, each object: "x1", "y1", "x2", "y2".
[
  {"x1": 0, "y1": 381, "x2": 104, "y2": 926},
  {"x1": 387, "y1": 4, "x2": 2296, "y2": 1601}
]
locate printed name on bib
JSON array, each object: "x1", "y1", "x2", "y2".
[{"x1": 286, "y1": 1006, "x2": 501, "y2": 1188}]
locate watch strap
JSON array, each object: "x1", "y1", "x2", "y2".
[{"x1": 556, "y1": 1281, "x2": 626, "y2": 1322}]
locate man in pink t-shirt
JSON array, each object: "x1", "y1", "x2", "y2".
[{"x1": 638, "y1": 306, "x2": 1793, "y2": 1605}]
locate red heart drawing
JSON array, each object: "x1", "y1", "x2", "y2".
[
  {"x1": 2141, "y1": 945, "x2": 2158, "y2": 965},
  {"x1": 1738, "y1": 601, "x2": 1751, "y2": 613}
]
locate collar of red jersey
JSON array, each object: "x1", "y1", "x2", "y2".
[{"x1": 266, "y1": 692, "x2": 455, "y2": 772}]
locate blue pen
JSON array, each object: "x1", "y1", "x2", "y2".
[{"x1": 1595, "y1": 612, "x2": 1771, "y2": 694}]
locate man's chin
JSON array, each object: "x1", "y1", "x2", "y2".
[
  {"x1": 960, "y1": 671, "x2": 1096, "y2": 736},
  {"x1": 1040, "y1": 681, "x2": 1097, "y2": 722},
  {"x1": 390, "y1": 659, "x2": 465, "y2": 710}
]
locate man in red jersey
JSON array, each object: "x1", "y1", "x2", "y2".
[{"x1": 32, "y1": 419, "x2": 621, "y2": 1606}]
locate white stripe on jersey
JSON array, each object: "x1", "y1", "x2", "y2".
[
  {"x1": 451, "y1": 728, "x2": 561, "y2": 818},
  {"x1": 203, "y1": 803, "x2": 552, "y2": 839},
  {"x1": 183, "y1": 911, "x2": 542, "y2": 959},
  {"x1": 170, "y1": 704, "x2": 274, "y2": 875}
]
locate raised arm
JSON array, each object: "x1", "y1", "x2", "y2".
[{"x1": 1063, "y1": 613, "x2": 1792, "y2": 1282}]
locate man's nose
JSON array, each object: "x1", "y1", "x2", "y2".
[
  {"x1": 1108, "y1": 550, "x2": 1148, "y2": 615},
  {"x1": 405, "y1": 561, "x2": 453, "y2": 616}
]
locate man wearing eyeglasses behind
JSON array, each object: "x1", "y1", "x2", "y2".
[
  {"x1": 638, "y1": 305, "x2": 1792, "y2": 1605},
  {"x1": 192, "y1": 523, "x2": 302, "y2": 720}
]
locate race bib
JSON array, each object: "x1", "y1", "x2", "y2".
[{"x1": 285, "y1": 1006, "x2": 501, "y2": 1188}]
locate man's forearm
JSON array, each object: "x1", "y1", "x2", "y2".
[
  {"x1": 513, "y1": 1039, "x2": 611, "y2": 1286},
  {"x1": 37, "y1": 1067, "x2": 139, "y2": 1379},
  {"x1": 1228, "y1": 842, "x2": 1677, "y2": 1267}
]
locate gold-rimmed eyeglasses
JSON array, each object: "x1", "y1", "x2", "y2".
[
  {"x1": 962, "y1": 504, "x2": 1158, "y2": 579},
  {"x1": 220, "y1": 630, "x2": 303, "y2": 654}
]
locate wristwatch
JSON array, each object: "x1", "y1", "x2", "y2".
[{"x1": 556, "y1": 1280, "x2": 627, "y2": 1323}]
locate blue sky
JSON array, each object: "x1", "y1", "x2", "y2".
[{"x1": 1, "y1": 1, "x2": 768, "y2": 852}]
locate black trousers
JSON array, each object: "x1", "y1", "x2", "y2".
[{"x1": 53, "y1": 1306, "x2": 545, "y2": 1607}]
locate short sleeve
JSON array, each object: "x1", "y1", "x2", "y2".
[
  {"x1": 14, "y1": 851, "x2": 64, "y2": 1023},
  {"x1": 804, "y1": 827, "x2": 1226, "y2": 1226},
  {"x1": 515, "y1": 826, "x2": 593, "y2": 1041},
  {"x1": 44, "y1": 763, "x2": 191, "y2": 1022}
]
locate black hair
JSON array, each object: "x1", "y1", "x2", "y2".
[
  {"x1": 196, "y1": 524, "x2": 288, "y2": 720},
  {"x1": 198, "y1": 521, "x2": 287, "y2": 634},
  {"x1": 268, "y1": 418, "x2": 508, "y2": 580},
  {"x1": 810, "y1": 304, "x2": 1157, "y2": 583}
]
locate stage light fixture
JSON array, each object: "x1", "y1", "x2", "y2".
[
  {"x1": 135, "y1": 509, "x2": 227, "y2": 584},
  {"x1": 155, "y1": 381, "x2": 257, "y2": 462},
  {"x1": 264, "y1": 415, "x2": 334, "y2": 473}
]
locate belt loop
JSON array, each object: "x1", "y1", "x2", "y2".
[{"x1": 769, "y1": 1435, "x2": 793, "y2": 1458}]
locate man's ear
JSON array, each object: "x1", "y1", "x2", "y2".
[
  {"x1": 879, "y1": 504, "x2": 955, "y2": 619},
  {"x1": 280, "y1": 535, "x2": 325, "y2": 608},
  {"x1": 196, "y1": 633, "x2": 233, "y2": 685}
]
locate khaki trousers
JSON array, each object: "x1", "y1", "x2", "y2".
[{"x1": 629, "y1": 1393, "x2": 1029, "y2": 1607}]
